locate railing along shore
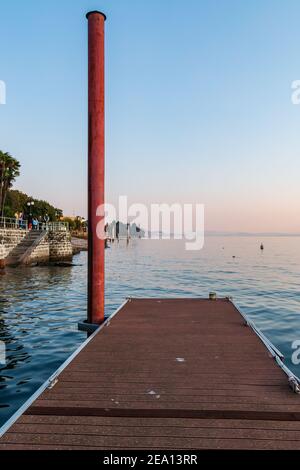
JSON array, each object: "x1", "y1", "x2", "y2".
[{"x1": 0, "y1": 217, "x2": 69, "y2": 232}]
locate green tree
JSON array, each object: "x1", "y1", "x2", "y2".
[
  {"x1": 0, "y1": 151, "x2": 21, "y2": 216},
  {"x1": 4, "y1": 190, "x2": 63, "y2": 221}
]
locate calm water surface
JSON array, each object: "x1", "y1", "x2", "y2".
[{"x1": 0, "y1": 236, "x2": 300, "y2": 426}]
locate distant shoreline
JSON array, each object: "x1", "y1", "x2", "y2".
[
  {"x1": 204, "y1": 232, "x2": 300, "y2": 237},
  {"x1": 149, "y1": 231, "x2": 300, "y2": 238}
]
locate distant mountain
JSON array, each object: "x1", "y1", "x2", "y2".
[
  {"x1": 146, "y1": 230, "x2": 300, "y2": 238},
  {"x1": 204, "y1": 231, "x2": 300, "y2": 237}
]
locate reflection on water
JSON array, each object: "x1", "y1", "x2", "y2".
[{"x1": 1, "y1": 236, "x2": 300, "y2": 426}]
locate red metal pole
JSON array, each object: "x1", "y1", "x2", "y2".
[{"x1": 87, "y1": 11, "x2": 106, "y2": 325}]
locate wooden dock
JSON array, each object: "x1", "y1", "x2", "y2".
[{"x1": 0, "y1": 298, "x2": 300, "y2": 450}]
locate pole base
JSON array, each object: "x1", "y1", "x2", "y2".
[{"x1": 78, "y1": 320, "x2": 101, "y2": 333}]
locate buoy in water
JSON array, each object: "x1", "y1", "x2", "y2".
[{"x1": 260, "y1": 243, "x2": 264, "y2": 251}]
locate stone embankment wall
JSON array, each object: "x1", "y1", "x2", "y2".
[
  {"x1": 0, "y1": 229, "x2": 73, "y2": 266},
  {"x1": 48, "y1": 232, "x2": 73, "y2": 262},
  {"x1": 0, "y1": 229, "x2": 27, "y2": 260},
  {"x1": 26, "y1": 235, "x2": 50, "y2": 264}
]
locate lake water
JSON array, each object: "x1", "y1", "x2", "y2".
[{"x1": 0, "y1": 236, "x2": 300, "y2": 427}]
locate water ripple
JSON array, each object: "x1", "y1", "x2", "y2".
[{"x1": 1, "y1": 237, "x2": 300, "y2": 426}]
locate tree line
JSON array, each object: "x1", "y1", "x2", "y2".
[
  {"x1": 0, "y1": 151, "x2": 20, "y2": 216},
  {"x1": 0, "y1": 151, "x2": 63, "y2": 220}
]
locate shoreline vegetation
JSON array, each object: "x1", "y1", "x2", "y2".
[
  {"x1": 1, "y1": 150, "x2": 65, "y2": 222},
  {"x1": 0, "y1": 151, "x2": 20, "y2": 216},
  {"x1": 1, "y1": 151, "x2": 147, "y2": 240}
]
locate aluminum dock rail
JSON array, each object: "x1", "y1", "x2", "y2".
[{"x1": 0, "y1": 298, "x2": 300, "y2": 450}]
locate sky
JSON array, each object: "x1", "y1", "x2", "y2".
[{"x1": 1, "y1": 0, "x2": 300, "y2": 232}]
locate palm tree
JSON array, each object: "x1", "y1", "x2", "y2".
[{"x1": 0, "y1": 152, "x2": 21, "y2": 217}]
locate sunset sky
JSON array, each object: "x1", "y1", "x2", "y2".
[{"x1": 1, "y1": 0, "x2": 300, "y2": 232}]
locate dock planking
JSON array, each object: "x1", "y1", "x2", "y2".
[{"x1": 0, "y1": 298, "x2": 300, "y2": 450}]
